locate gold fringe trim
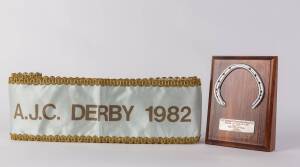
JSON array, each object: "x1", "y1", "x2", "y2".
[
  {"x1": 9, "y1": 73, "x2": 201, "y2": 87},
  {"x1": 10, "y1": 133, "x2": 200, "y2": 144}
]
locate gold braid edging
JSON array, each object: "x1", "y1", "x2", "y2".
[
  {"x1": 10, "y1": 133, "x2": 200, "y2": 144},
  {"x1": 8, "y1": 73, "x2": 201, "y2": 87}
]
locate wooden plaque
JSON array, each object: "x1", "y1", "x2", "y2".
[{"x1": 205, "y1": 56, "x2": 278, "y2": 151}]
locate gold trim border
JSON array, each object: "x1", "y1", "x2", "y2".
[
  {"x1": 9, "y1": 73, "x2": 201, "y2": 87},
  {"x1": 10, "y1": 133, "x2": 200, "y2": 144}
]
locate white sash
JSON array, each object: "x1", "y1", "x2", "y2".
[{"x1": 9, "y1": 73, "x2": 201, "y2": 144}]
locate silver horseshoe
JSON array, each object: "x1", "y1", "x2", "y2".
[{"x1": 214, "y1": 64, "x2": 264, "y2": 109}]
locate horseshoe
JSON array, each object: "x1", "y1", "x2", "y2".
[{"x1": 214, "y1": 64, "x2": 264, "y2": 109}]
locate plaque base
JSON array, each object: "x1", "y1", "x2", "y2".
[{"x1": 205, "y1": 56, "x2": 278, "y2": 152}]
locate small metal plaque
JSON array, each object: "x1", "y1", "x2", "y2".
[{"x1": 219, "y1": 118, "x2": 255, "y2": 133}]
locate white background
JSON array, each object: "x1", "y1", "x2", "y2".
[{"x1": 0, "y1": 0, "x2": 299, "y2": 167}]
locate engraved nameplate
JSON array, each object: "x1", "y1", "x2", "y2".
[{"x1": 219, "y1": 118, "x2": 255, "y2": 133}]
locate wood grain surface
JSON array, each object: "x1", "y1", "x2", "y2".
[{"x1": 205, "y1": 56, "x2": 278, "y2": 152}]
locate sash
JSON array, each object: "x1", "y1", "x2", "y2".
[{"x1": 9, "y1": 73, "x2": 202, "y2": 144}]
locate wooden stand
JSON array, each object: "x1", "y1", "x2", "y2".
[{"x1": 205, "y1": 56, "x2": 278, "y2": 151}]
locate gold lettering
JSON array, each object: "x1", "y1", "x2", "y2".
[
  {"x1": 29, "y1": 104, "x2": 39, "y2": 120},
  {"x1": 109, "y1": 105, "x2": 122, "y2": 121},
  {"x1": 122, "y1": 105, "x2": 134, "y2": 121},
  {"x1": 98, "y1": 105, "x2": 108, "y2": 121},
  {"x1": 71, "y1": 104, "x2": 134, "y2": 121},
  {"x1": 43, "y1": 104, "x2": 56, "y2": 120},
  {"x1": 72, "y1": 104, "x2": 85, "y2": 120},
  {"x1": 86, "y1": 105, "x2": 97, "y2": 121},
  {"x1": 14, "y1": 104, "x2": 24, "y2": 119}
]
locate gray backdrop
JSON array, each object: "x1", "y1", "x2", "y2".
[{"x1": 0, "y1": 0, "x2": 298, "y2": 167}]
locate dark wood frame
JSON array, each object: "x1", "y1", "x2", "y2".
[{"x1": 205, "y1": 56, "x2": 278, "y2": 152}]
